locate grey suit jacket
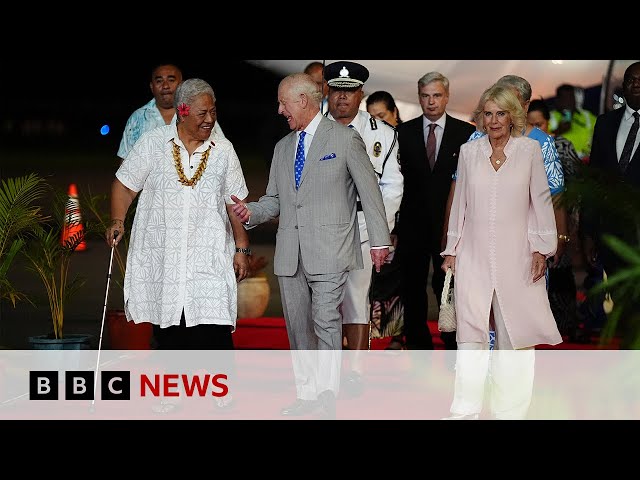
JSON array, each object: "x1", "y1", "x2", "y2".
[{"x1": 247, "y1": 115, "x2": 390, "y2": 276}]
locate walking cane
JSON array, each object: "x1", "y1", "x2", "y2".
[{"x1": 89, "y1": 230, "x2": 118, "y2": 413}]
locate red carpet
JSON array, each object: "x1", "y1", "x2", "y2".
[{"x1": 234, "y1": 317, "x2": 620, "y2": 350}]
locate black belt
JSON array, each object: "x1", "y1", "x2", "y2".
[{"x1": 357, "y1": 201, "x2": 363, "y2": 211}]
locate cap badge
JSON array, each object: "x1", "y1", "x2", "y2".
[
  {"x1": 339, "y1": 66, "x2": 350, "y2": 78},
  {"x1": 373, "y1": 141, "x2": 382, "y2": 157}
]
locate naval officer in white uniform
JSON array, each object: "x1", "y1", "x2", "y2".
[{"x1": 324, "y1": 61, "x2": 403, "y2": 393}]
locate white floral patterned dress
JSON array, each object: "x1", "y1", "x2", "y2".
[{"x1": 116, "y1": 124, "x2": 248, "y2": 330}]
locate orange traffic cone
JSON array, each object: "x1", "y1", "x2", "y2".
[{"x1": 61, "y1": 183, "x2": 87, "y2": 252}]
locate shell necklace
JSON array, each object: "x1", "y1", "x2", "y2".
[{"x1": 171, "y1": 139, "x2": 211, "y2": 188}]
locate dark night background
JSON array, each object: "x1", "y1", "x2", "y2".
[
  {"x1": 0, "y1": 57, "x2": 287, "y2": 169},
  {"x1": 0, "y1": 44, "x2": 625, "y2": 349},
  {"x1": 0, "y1": 56, "x2": 292, "y2": 347}
]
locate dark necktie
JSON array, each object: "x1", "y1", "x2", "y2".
[
  {"x1": 426, "y1": 123, "x2": 437, "y2": 171},
  {"x1": 294, "y1": 131, "x2": 306, "y2": 189},
  {"x1": 619, "y1": 111, "x2": 639, "y2": 173}
]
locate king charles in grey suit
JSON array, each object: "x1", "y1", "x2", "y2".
[{"x1": 232, "y1": 72, "x2": 390, "y2": 417}]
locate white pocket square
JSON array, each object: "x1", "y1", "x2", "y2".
[{"x1": 320, "y1": 153, "x2": 336, "y2": 161}]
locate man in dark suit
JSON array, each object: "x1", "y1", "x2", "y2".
[
  {"x1": 395, "y1": 71, "x2": 475, "y2": 350},
  {"x1": 582, "y1": 61, "x2": 640, "y2": 345},
  {"x1": 585, "y1": 61, "x2": 640, "y2": 270}
]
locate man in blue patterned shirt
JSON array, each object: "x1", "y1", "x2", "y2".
[{"x1": 117, "y1": 63, "x2": 225, "y2": 162}]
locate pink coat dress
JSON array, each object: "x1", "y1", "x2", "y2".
[{"x1": 441, "y1": 135, "x2": 562, "y2": 349}]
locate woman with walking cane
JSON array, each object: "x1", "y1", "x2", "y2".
[{"x1": 105, "y1": 78, "x2": 250, "y2": 413}]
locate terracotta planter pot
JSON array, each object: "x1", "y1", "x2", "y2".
[
  {"x1": 106, "y1": 309, "x2": 153, "y2": 349},
  {"x1": 237, "y1": 276, "x2": 270, "y2": 319}
]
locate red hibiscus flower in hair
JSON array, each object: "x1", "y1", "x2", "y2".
[{"x1": 177, "y1": 103, "x2": 190, "y2": 116}]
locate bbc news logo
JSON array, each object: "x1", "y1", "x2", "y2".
[
  {"x1": 30, "y1": 371, "x2": 130, "y2": 400},
  {"x1": 29, "y1": 371, "x2": 229, "y2": 400}
]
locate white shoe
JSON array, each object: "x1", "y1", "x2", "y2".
[{"x1": 441, "y1": 412, "x2": 479, "y2": 420}]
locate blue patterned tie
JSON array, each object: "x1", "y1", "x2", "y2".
[{"x1": 294, "y1": 131, "x2": 306, "y2": 190}]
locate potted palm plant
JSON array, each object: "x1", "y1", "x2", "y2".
[
  {"x1": 22, "y1": 186, "x2": 93, "y2": 349},
  {"x1": 0, "y1": 173, "x2": 48, "y2": 309}
]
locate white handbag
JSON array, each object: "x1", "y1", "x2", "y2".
[{"x1": 438, "y1": 268, "x2": 457, "y2": 333}]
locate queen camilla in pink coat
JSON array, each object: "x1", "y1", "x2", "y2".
[{"x1": 441, "y1": 85, "x2": 562, "y2": 351}]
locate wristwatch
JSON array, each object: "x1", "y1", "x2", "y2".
[{"x1": 235, "y1": 247, "x2": 252, "y2": 255}]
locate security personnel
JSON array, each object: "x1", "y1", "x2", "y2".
[
  {"x1": 549, "y1": 84, "x2": 597, "y2": 159},
  {"x1": 324, "y1": 61, "x2": 403, "y2": 392}
]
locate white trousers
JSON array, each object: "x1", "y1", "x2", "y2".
[
  {"x1": 291, "y1": 350, "x2": 342, "y2": 401},
  {"x1": 450, "y1": 292, "x2": 535, "y2": 419}
]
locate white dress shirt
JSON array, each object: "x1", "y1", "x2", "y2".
[{"x1": 616, "y1": 105, "x2": 640, "y2": 163}]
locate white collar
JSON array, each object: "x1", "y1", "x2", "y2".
[
  {"x1": 300, "y1": 111, "x2": 323, "y2": 138},
  {"x1": 624, "y1": 105, "x2": 640, "y2": 122},
  {"x1": 423, "y1": 114, "x2": 446, "y2": 131}
]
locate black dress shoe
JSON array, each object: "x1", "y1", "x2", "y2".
[
  {"x1": 316, "y1": 390, "x2": 336, "y2": 420},
  {"x1": 342, "y1": 371, "x2": 364, "y2": 397},
  {"x1": 280, "y1": 399, "x2": 318, "y2": 416}
]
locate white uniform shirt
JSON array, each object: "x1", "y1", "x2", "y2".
[
  {"x1": 116, "y1": 124, "x2": 248, "y2": 329},
  {"x1": 327, "y1": 110, "x2": 403, "y2": 241}
]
